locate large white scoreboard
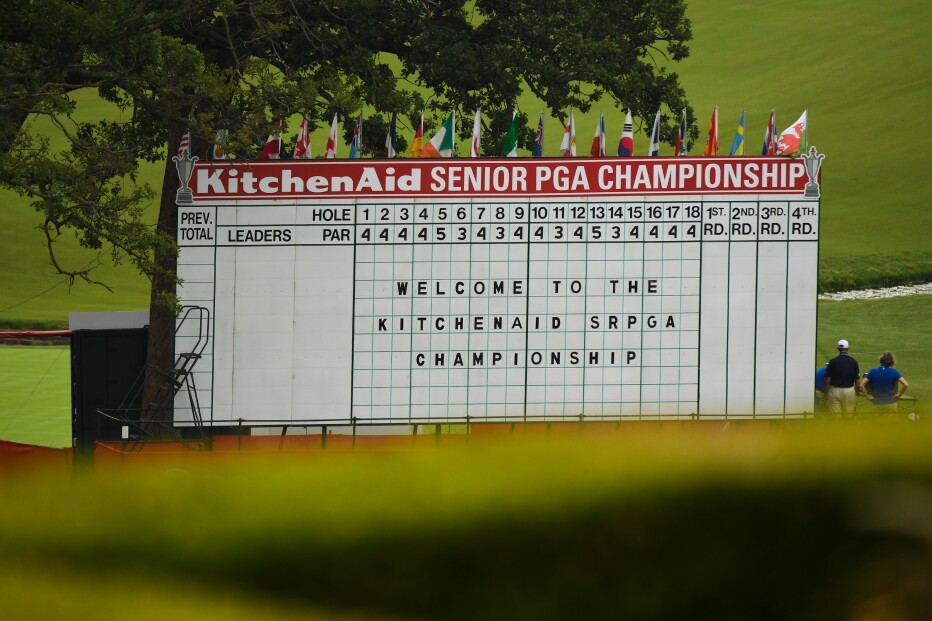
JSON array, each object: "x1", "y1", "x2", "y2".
[{"x1": 174, "y1": 154, "x2": 822, "y2": 425}]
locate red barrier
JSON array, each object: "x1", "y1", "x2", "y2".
[{"x1": 0, "y1": 440, "x2": 72, "y2": 469}]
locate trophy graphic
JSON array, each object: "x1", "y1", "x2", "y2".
[
  {"x1": 800, "y1": 146, "x2": 824, "y2": 199},
  {"x1": 173, "y1": 148, "x2": 199, "y2": 205}
]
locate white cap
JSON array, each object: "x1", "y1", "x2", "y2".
[{"x1": 837, "y1": 339, "x2": 849, "y2": 349}]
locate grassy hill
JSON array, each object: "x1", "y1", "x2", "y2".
[{"x1": 1, "y1": 0, "x2": 931, "y2": 328}]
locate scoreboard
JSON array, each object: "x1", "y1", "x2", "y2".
[{"x1": 174, "y1": 155, "x2": 821, "y2": 425}]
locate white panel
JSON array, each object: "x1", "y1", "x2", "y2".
[
  {"x1": 754, "y1": 242, "x2": 788, "y2": 414},
  {"x1": 699, "y1": 242, "x2": 729, "y2": 416},
  {"x1": 784, "y1": 241, "x2": 819, "y2": 414},
  {"x1": 726, "y1": 241, "x2": 757, "y2": 415}
]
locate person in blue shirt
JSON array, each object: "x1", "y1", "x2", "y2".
[
  {"x1": 859, "y1": 351, "x2": 909, "y2": 414},
  {"x1": 815, "y1": 363, "x2": 828, "y2": 411}
]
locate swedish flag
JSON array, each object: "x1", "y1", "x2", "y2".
[{"x1": 729, "y1": 108, "x2": 746, "y2": 156}]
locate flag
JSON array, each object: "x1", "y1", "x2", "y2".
[
  {"x1": 177, "y1": 129, "x2": 190, "y2": 156},
  {"x1": 409, "y1": 113, "x2": 424, "y2": 157},
  {"x1": 762, "y1": 109, "x2": 776, "y2": 156},
  {"x1": 385, "y1": 113, "x2": 397, "y2": 158},
  {"x1": 729, "y1": 108, "x2": 746, "y2": 156},
  {"x1": 589, "y1": 112, "x2": 606, "y2": 157},
  {"x1": 470, "y1": 108, "x2": 482, "y2": 157},
  {"x1": 560, "y1": 111, "x2": 576, "y2": 156},
  {"x1": 776, "y1": 109, "x2": 808, "y2": 156},
  {"x1": 348, "y1": 112, "x2": 362, "y2": 159},
  {"x1": 259, "y1": 119, "x2": 281, "y2": 159},
  {"x1": 675, "y1": 108, "x2": 687, "y2": 156},
  {"x1": 531, "y1": 111, "x2": 544, "y2": 157},
  {"x1": 703, "y1": 107, "x2": 718, "y2": 156},
  {"x1": 617, "y1": 109, "x2": 634, "y2": 157},
  {"x1": 293, "y1": 115, "x2": 311, "y2": 159},
  {"x1": 420, "y1": 111, "x2": 455, "y2": 158},
  {"x1": 325, "y1": 113, "x2": 338, "y2": 159},
  {"x1": 211, "y1": 129, "x2": 226, "y2": 160},
  {"x1": 648, "y1": 110, "x2": 661, "y2": 156},
  {"x1": 502, "y1": 110, "x2": 519, "y2": 157}
]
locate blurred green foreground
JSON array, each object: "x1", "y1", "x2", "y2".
[{"x1": 2, "y1": 427, "x2": 931, "y2": 620}]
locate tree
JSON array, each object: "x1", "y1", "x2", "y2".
[{"x1": 1, "y1": 0, "x2": 694, "y2": 423}]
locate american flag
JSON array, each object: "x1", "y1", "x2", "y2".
[{"x1": 177, "y1": 129, "x2": 190, "y2": 156}]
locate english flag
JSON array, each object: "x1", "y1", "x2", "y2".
[
  {"x1": 324, "y1": 113, "x2": 338, "y2": 159},
  {"x1": 259, "y1": 119, "x2": 282, "y2": 159},
  {"x1": 293, "y1": 115, "x2": 311, "y2": 159},
  {"x1": 470, "y1": 108, "x2": 482, "y2": 157},
  {"x1": 617, "y1": 109, "x2": 634, "y2": 157},
  {"x1": 776, "y1": 109, "x2": 808, "y2": 156},
  {"x1": 560, "y1": 111, "x2": 576, "y2": 156}
]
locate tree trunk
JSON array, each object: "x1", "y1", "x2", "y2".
[{"x1": 141, "y1": 123, "x2": 185, "y2": 430}]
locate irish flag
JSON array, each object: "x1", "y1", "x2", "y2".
[
  {"x1": 420, "y1": 111, "x2": 455, "y2": 158},
  {"x1": 776, "y1": 109, "x2": 808, "y2": 156}
]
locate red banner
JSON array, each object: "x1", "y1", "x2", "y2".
[{"x1": 190, "y1": 157, "x2": 811, "y2": 201}]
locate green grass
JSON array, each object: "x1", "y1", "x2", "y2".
[
  {"x1": 3, "y1": 294, "x2": 930, "y2": 448},
  {"x1": 2, "y1": 0, "x2": 931, "y2": 328},
  {"x1": 0, "y1": 346, "x2": 72, "y2": 447},
  {"x1": 2, "y1": 430, "x2": 932, "y2": 619}
]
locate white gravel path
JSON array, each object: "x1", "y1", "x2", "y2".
[{"x1": 819, "y1": 283, "x2": 932, "y2": 301}]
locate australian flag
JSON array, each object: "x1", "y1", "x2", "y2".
[{"x1": 531, "y1": 111, "x2": 544, "y2": 157}]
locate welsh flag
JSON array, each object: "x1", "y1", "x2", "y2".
[
  {"x1": 259, "y1": 119, "x2": 282, "y2": 159},
  {"x1": 776, "y1": 109, "x2": 808, "y2": 156},
  {"x1": 420, "y1": 111, "x2": 455, "y2": 158},
  {"x1": 502, "y1": 110, "x2": 519, "y2": 157},
  {"x1": 409, "y1": 113, "x2": 424, "y2": 157},
  {"x1": 617, "y1": 109, "x2": 634, "y2": 157},
  {"x1": 324, "y1": 113, "x2": 338, "y2": 159},
  {"x1": 703, "y1": 107, "x2": 718, "y2": 156},
  {"x1": 293, "y1": 115, "x2": 311, "y2": 159}
]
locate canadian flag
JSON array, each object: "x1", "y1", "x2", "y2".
[
  {"x1": 324, "y1": 113, "x2": 338, "y2": 159},
  {"x1": 259, "y1": 120, "x2": 281, "y2": 159},
  {"x1": 293, "y1": 114, "x2": 311, "y2": 159},
  {"x1": 776, "y1": 109, "x2": 808, "y2": 156}
]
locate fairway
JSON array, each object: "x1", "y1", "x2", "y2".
[{"x1": 3, "y1": 295, "x2": 930, "y2": 447}]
